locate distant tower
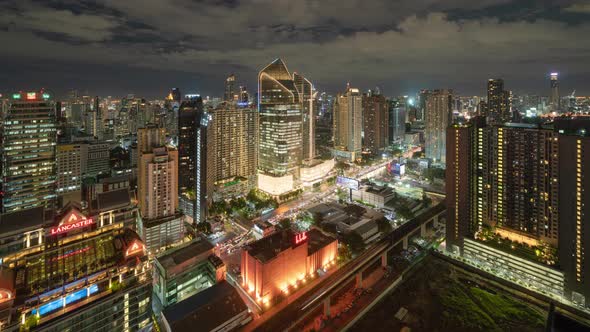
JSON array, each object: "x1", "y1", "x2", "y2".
[
  {"x1": 424, "y1": 89, "x2": 453, "y2": 164},
  {"x1": 225, "y1": 74, "x2": 236, "y2": 102},
  {"x1": 550, "y1": 72, "x2": 560, "y2": 111},
  {"x1": 333, "y1": 85, "x2": 363, "y2": 161},
  {"x1": 486, "y1": 79, "x2": 510, "y2": 123}
]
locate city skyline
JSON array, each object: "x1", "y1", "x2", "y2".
[{"x1": 1, "y1": 1, "x2": 590, "y2": 98}]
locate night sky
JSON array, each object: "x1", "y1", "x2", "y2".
[{"x1": 1, "y1": 0, "x2": 589, "y2": 99}]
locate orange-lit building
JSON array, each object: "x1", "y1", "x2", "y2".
[{"x1": 241, "y1": 229, "x2": 337, "y2": 304}]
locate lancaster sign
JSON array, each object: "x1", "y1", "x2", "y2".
[{"x1": 49, "y1": 208, "x2": 95, "y2": 236}]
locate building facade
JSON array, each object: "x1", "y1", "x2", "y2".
[
  {"x1": 0, "y1": 191, "x2": 149, "y2": 331},
  {"x1": 424, "y1": 89, "x2": 453, "y2": 164},
  {"x1": 362, "y1": 91, "x2": 389, "y2": 154},
  {"x1": 208, "y1": 104, "x2": 258, "y2": 200},
  {"x1": 333, "y1": 85, "x2": 362, "y2": 161},
  {"x1": 1, "y1": 91, "x2": 57, "y2": 213}
]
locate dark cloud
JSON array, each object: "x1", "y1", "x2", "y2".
[{"x1": 0, "y1": 0, "x2": 589, "y2": 98}]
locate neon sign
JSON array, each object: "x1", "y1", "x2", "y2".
[
  {"x1": 12, "y1": 93, "x2": 21, "y2": 99},
  {"x1": 294, "y1": 232, "x2": 308, "y2": 245},
  {"x1": 50, "y1": 219, "x2": 94, "y2": 235},
  {"x1": 50, "y1": 209, "x2": 95, "y2": 236},
  {"x1": 26, "y1": 92, "x2": 36, "y2": 100},
  {"x1": 125, "y1": 240, "x2": 145, "y2": 257}
]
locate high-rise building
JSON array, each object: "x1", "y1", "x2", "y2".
[
  {"x1": 424, "y1": 89, "x2": 453, "y2": 164},
  {"x1": 446, "y1": 117, "x2": 590, "y2": 305},
  {"x1": 486, "y1": 79, "x2": 511, "y2": 124},
  {"x1": 224, "y1": 74, "x2": 236, "y2": 102},
  {"x1": 137, "y1": 125, "x2": 183, "y2": 254},
  {"x1": 557, "y1": 119, "x2": 590, "y2": 305},
  {"x1": 333, "y1": 84, "x2": 362, "y2": 161},
  {"x1": 1, "y1": 91, "x2": 57, "y2": 213},
  {"x1": 178, "y1": 97, "x2": 210, "y2": 222},
  {"x1": 257, "y1": 58, "x2": 303, "y2": 195},
  {"x1": 362, "y1": 90, "x2": 389, "y2": 154},
  {"x1": 137, "y1": 124, "x2": 170, "y2": 219},
  {"x1": 56, "y1": 144, "x2": 82, "y2": 203},
  {"x1": 208, "y1": 104, "x2": 258, "y2": 200},
  {"x1": 388, "y1": 98, "x2": 406, "y2": 145},
  {"x1": 418, "y1": 89, "x2": 431, "y2": 121},
  {"x1": 293, "y1": 72, "x2": 316, "y2": 161},
  {"x1": 550, "y1": 72, "x2": 560, "y2": 111}
]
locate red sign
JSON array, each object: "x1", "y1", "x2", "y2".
[
  {"x1": 294, "y1": 232, "x2": 308, "y2": 245},
  {"x1": 50, "y1": 219, "x2": 94, "y2": 235},
  {"x1": 125, "y1": 240, "x2": 145, "y2": 257},
  {"x1": 26, "y1": 92, "x2": 36, "y2": 100},
  {"x1": 50, "y1": 208, "x2": 94, "y2": 236}
]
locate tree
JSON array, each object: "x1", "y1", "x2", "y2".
[
  {"x1": 377, "y1": 218, "x2": 392, "y2": 234},
  {"x1": 422, "y1": 193, "x2": 432, "y2": 208},
  {"x1": 196, "y1": 221, "x2": 212, "y2": 234},
  {"x1": 278, "y1": 218, "x2": 291, "y2": 230},
  {"x1": 343, "y1": 232, "x2": 365, "y2": 253},
  {"x1": 338, "y1": 245, "x2": 353, "y2": 264}
]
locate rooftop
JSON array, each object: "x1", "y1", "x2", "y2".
[
  {"x1": 0, "y1": 207, "x2": 51, "y2": 235},
  {"x1": 244, "y1": 229, "x2": 336, "y2": 263},
  {"x1": 157, "y1": 238, "x2": 214, "y2": 273},
  {"x1": 163, "y1": 281, "x2": 249, "y2": 332},
  {"x1": 307, "y1": 229, "x2": 337, "y2": 256},
  {"x1": 93, "y1": 188, "x2": 131, "y2": 211}
]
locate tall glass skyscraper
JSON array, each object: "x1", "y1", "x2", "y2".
[
  {"x1": 1, "y1": 91, "x2": 57, "y2": 213},
  {"x1": 257, "y1": 59, "x2": 303, "y2": 195}
]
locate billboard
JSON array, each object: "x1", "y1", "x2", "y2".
[{"x1": 336, "y1": 176, "x2": 359, "y2": 190}]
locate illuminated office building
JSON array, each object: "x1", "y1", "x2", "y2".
[
  {"x1": 56, "y1": 143, "x2": 82, "y2": 203},
  {"x1": 0, "y1": 190, "x2": 150, "y2": 331},
  {"x1": 293, "y1": 72, "x2": 316, "y2": 161},
  {"x1": 257, "y1": 58, "x2": 303, "y2": 195},
  {"x1": 178, "y1": 97, "x2": 210, "y2": 222},
  {"x1": 424, "y1": 89, "x2": 453, "y2": 164},
  {"x1": 333, "y1": 84, "x2": 362, "y2": 161},
  {"x1": 362, "y1": 90, "x2": 389, "y2": 154},
  {"x1": 1, "y1": 91, "x2": 57, "y2": 213}
]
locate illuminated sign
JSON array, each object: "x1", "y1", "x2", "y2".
[
  {"x1": 12, "y1": 93, "x2": 21, "y2": 99},
  {"x1": 26, "y1": 92, "x2": 36, "y2": 100},
  {"x1": 50, "y1": 219, "x2": 94, "y2": 235},
  {"x1": 42, "y1": 93, "x2": 50, "y2": 99},
  {"x1": 50, "y1": 209, "x2": 94, "y2": 236},
  {"x1": 294, "y1": 232, "x2": 308, "y2": 245},
  {"x1": 336, "y1": 176, "x2": 359, "y2": 190},
  {"x1": 125, "y1": 240, "x2": 145, "y2": 257}
]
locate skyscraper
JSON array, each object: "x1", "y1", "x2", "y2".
[
  {"x1": 333, "y1": 84, "x2": 362, "y2": 161},
  {"x1": 557, "y1": 119, "x2": 590, "y2": 305},
  {"x1": 424, "y1": 89, "x2": 453, "y2": 164},
  {"x1": 388, "y1": 98, "x2": 406, "y2": 145},
  {"x1": 224, "y1": 74, "x2": 236, "y2": 102},
  {"x1": 486, "y1": 79, "x2": 511, "y2": 124},
  {"x1": 138, "y1": 145, "x2": 178, "y2": 220},
  {"x1": 293, "y1": 72, "x2": 316, "y2": 161},
  {"x1": 208, "y1": 103, "x2": 258, "y2": 199},
  {"x1": 446, "y1": 117, "x2": 590, "y2": 305},
  {"x1": 1, "y1": 91, "x2": 57, "y2": 213},
  {"x1": 178, "y1": 97, "x2": 210, "y2": 222},
  {"x1": 362, "y1": 90, "x2": 389, "y2": 154},
  {"x1": 550, "y1": 72, "x2": 560, "y2": 111},
  {"x1": 257, "y1": 58, "x2": 302, "y2": 195}
]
